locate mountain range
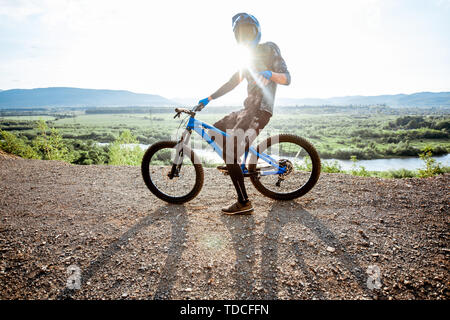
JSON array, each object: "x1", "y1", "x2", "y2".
[
  {"x1": 277, "y1": 92, "x2": 450, "y2": 107},
  {"x1": 0, "y1": 87, "x2": 449, "y2": 108},
  {"x1": 0, "y1": 87, "x2": 174, "y2": 108}
]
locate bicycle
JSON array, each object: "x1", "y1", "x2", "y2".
[{"x1": 141, "y1": 104, "x2": 321, "y2": 204}]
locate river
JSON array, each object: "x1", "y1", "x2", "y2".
[
  {"x1": 191, "y1": 149, "x2": 449, "y2": 171},
  {"x1": 101, "y1": 143, "x2": 450, "y2": 172}
]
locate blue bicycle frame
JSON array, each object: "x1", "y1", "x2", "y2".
[{"x1": 177, "y1": 116, "x2": 286, "y2": 176}]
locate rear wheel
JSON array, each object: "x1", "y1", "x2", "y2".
[
  {"x1": 141, "y1": 141, "x2": 204, "y2": 204},
  {"x1": 249, "y1": 134, "x2": 321, "y2": 200}
]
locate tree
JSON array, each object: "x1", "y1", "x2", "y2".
[
  {"x1": 108, "y1": 130, "x2": 144, "y2": 166},
  {"x1": 32, "y1": 120, "x2": 72, "y2": 161},
  {"x1": 0, "y1": 129, "x2": 40, "y2": 159}
]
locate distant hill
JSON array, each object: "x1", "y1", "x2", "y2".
[
  {"x1": 1, "y1": 87, "x2": 448, "y2": 108},
  {"x1": 0, "y1": 87, "x2": 177, "y2": 108},
  {"x1": 277, "y1": 92, "x2": 450, "y2": 107}
]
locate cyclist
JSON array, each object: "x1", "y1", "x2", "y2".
[{"x1": 198, "y1": 12, "x2": 291, "y2": 215}]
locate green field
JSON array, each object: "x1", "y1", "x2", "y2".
[{"x1": 1, "y1": 105, "x2": 449, "y2": 165}]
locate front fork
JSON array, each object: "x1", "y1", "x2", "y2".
[{"x1": 168, "y1": 129, "x2": 192, "y2": 179}]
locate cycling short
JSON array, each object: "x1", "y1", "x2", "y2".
[
  {"x1": 213, "y1": 107, "x2": 272, "y2": 134},
  {"x1": 210, "y1": 107, "x2": 272, "y2": 163}
]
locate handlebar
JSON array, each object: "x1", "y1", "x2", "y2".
[{"x1": 173, "y1": 104, "x2": 204, "y2": 118}]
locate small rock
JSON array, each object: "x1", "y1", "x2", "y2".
[
  {"x1": 358, "y1": 229, "x2": 369, "y2": 239},
  {"x1": 138, "y1": 265, "x2": 147, "y2": 271},
  {"x1": 360, "y1": 242, "x2": 370, "y2": 248},
  {"x1": 326, "y1": 246, "x2": 336, "y2": 253}
]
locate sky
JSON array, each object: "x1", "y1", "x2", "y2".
[{"x1": 0, "y1": 0, "x2": 449, "y2": 105}]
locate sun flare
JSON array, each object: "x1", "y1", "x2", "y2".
[{"x1": 234, "y1": 45, "x2": 253, "y2": 71}]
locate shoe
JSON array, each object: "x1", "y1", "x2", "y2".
[
  {"x1": 216, "y1": 165, "x2": 229, "y2": 175},
  {"x1": 222, "y1": 201, "x2": 254, "y2": 215}
]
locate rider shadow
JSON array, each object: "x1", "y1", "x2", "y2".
[
  {"x1": 58, "y1": 204, "x2": 188, "y2": 300},
  {"x1": 260, "y1": 201, "x2": 373, "y2": 299},
  {"x1": 153, "y1": 206, "x2": 188, "y2": 299},
  {"x1": 220, "y1": 214, "x2": 256, "y2": 299}
]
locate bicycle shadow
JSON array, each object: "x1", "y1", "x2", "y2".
[
  {"x1": 259, "y1": 201, "x2": 373, "y2": 299},
  {"x1": 58, "y1": 204, "x2": 188, "y2": 299}
]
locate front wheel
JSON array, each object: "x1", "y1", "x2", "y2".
[
  {"x1": 141, "y1": 141, "x2": 204, "y2": 204},
  {"x1": 249, "y1": 134, "x2": 321, "y2": 200}
]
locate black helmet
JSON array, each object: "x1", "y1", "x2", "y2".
[{"x1": 232, "y1": 12, "x2": 261, "y2": 47}]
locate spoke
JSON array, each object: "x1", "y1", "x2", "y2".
[
  {"x1": 149, "y1": 148, "x2": 196, "y2": 198},
  {"x1": 257, "y1": 141, "x2": 313, "y2": 194}
]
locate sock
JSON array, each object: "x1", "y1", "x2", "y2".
[{"x1": 226, "y1": 163, "x2": 249, "y2": 204}]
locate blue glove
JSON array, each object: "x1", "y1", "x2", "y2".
[
  {"x1": 198, "y1": 97, "x2": 210, "y2": 107},
  {"x1": 259, "y1": 70, "x2": 272, "y2": 80}
]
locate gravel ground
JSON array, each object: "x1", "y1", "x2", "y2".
[{"x1": 0, "y1": 153, "x2": 449, "y2": 300}]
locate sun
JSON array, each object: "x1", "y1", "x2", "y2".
[{"x1": 233, "y1": 44, "x2": 253, "y2": 71}]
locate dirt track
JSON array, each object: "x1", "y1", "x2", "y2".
[{"x1": 0, "y1": 155, "x2": 448, "y2": 299}]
